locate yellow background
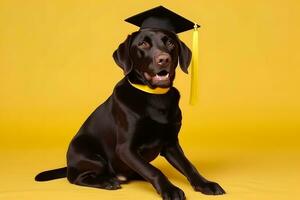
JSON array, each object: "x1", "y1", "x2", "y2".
[{"x1": 0, "y1": 0, "x2": 299, "y2": 200}]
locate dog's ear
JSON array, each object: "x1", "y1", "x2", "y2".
[
  {"x1": 178, "y1": 40, "x2": 192, "y2": 74},
  {"x1": 113, "y1": 34, "x2": 133, "y2": 75}
]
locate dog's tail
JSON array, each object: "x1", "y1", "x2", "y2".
[{"x1": 35, "y1": 167, "x2": 67, "y2": 181}]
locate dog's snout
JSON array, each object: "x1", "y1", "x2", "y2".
[{"x1": 155, "y1": 54, "x2": 171, "y2": 67}]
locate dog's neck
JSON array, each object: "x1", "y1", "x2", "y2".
[{"x1": 127, "y1": 79, "x2": 170, "y2": 94}]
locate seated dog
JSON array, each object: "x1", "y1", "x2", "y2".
[{"x1": 35, "y1": 28, "x2": 225, "y2": 200}]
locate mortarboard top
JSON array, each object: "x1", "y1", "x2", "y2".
[{"x1": 125, "y1": 6, "x2": 200, "y2": 34}]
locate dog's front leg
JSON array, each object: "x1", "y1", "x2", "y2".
[
  {"x1": 161, "y1": 140, "x2": 226, "y2": 195},
  {"x1": 116, "y1": 142, "x2": 185, "y2": 200}
]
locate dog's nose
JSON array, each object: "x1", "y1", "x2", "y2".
[{"x1": 156, "y1": 54, "x2": 171, "y2": 67}]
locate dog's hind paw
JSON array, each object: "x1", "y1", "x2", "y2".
[
  {"x1": 100, "y1": 177, "x2": 122, "y2": 190},
  {"x1": 73, "y1": 174, "x2": 122, "y2": 190}
]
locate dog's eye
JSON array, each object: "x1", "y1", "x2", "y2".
[
  {"x1": 166, "y1": 40, "x2": 175, "y2": 49},
  {"x1": 138, "y1": 41, "x2": 150, "y2": 49}
]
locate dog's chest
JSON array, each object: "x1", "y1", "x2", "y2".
[
  {"x1": 136, "y1": 122, "x2": 168, "y2": 162},
  {"x1": 146, "y1": 95, "x2": 173, "y2": 124},
  {"x1": 138, "y1": 139, "x2": 162, "y2": 162}
]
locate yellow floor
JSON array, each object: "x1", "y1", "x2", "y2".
[{"x1": 0, "y1": 147, "x2": 299, "y2": 200}]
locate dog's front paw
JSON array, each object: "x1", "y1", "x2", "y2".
[
  {"x1": 160, "y1": 185, "x2": 186, "y2": 200},
  {"x1": 193, "y1": 181, "x2": 225, "y2": 195}
]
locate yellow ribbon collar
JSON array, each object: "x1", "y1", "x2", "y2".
[{"x1": 128, "y1": 79, "x2": 170, "y2": 94}]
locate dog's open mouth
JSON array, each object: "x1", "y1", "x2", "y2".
[
  {"x1": 144, "y1": 70, "x2": 171, "y2": 87},
  {"x1": 154, "y1": 70, "x2": 170, "y2": 81}
]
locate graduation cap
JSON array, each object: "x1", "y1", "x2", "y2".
[{"x1": 125, "y1": 6, "x2": 200, "y2": 105}]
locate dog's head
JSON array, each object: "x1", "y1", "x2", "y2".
[{"x1": 113, "y1": 29, "x2": 191, "y2": 88}]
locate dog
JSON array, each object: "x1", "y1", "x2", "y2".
[{"x1": 35, "y1": 28, "x2": 225, "y2": 200}]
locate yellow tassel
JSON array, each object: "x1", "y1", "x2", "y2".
[{"x1": 190, "y1": 24, "x2": 199, "y2": 105}]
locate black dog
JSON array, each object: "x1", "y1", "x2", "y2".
[{"x1": 35, "y1": 29, "x2": 225, "y2": 200}]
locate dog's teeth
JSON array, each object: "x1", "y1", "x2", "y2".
[
  {"x1": 155, "y1": 73, "x2": 169, "y2": 81},
  {"x1": 162, "y1": 73, "x2": 169, "y2": 78}
]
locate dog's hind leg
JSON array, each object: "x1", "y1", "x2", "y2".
[
  {"x1": 69, "y1": 169, "x2": 121, "y2": 190},
  {"x1": 67, "y1": 155, "x2": 121, "y2": 190},
  {"x1": 67, "y1": 137, "x2": 121, "y2": 190}
]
